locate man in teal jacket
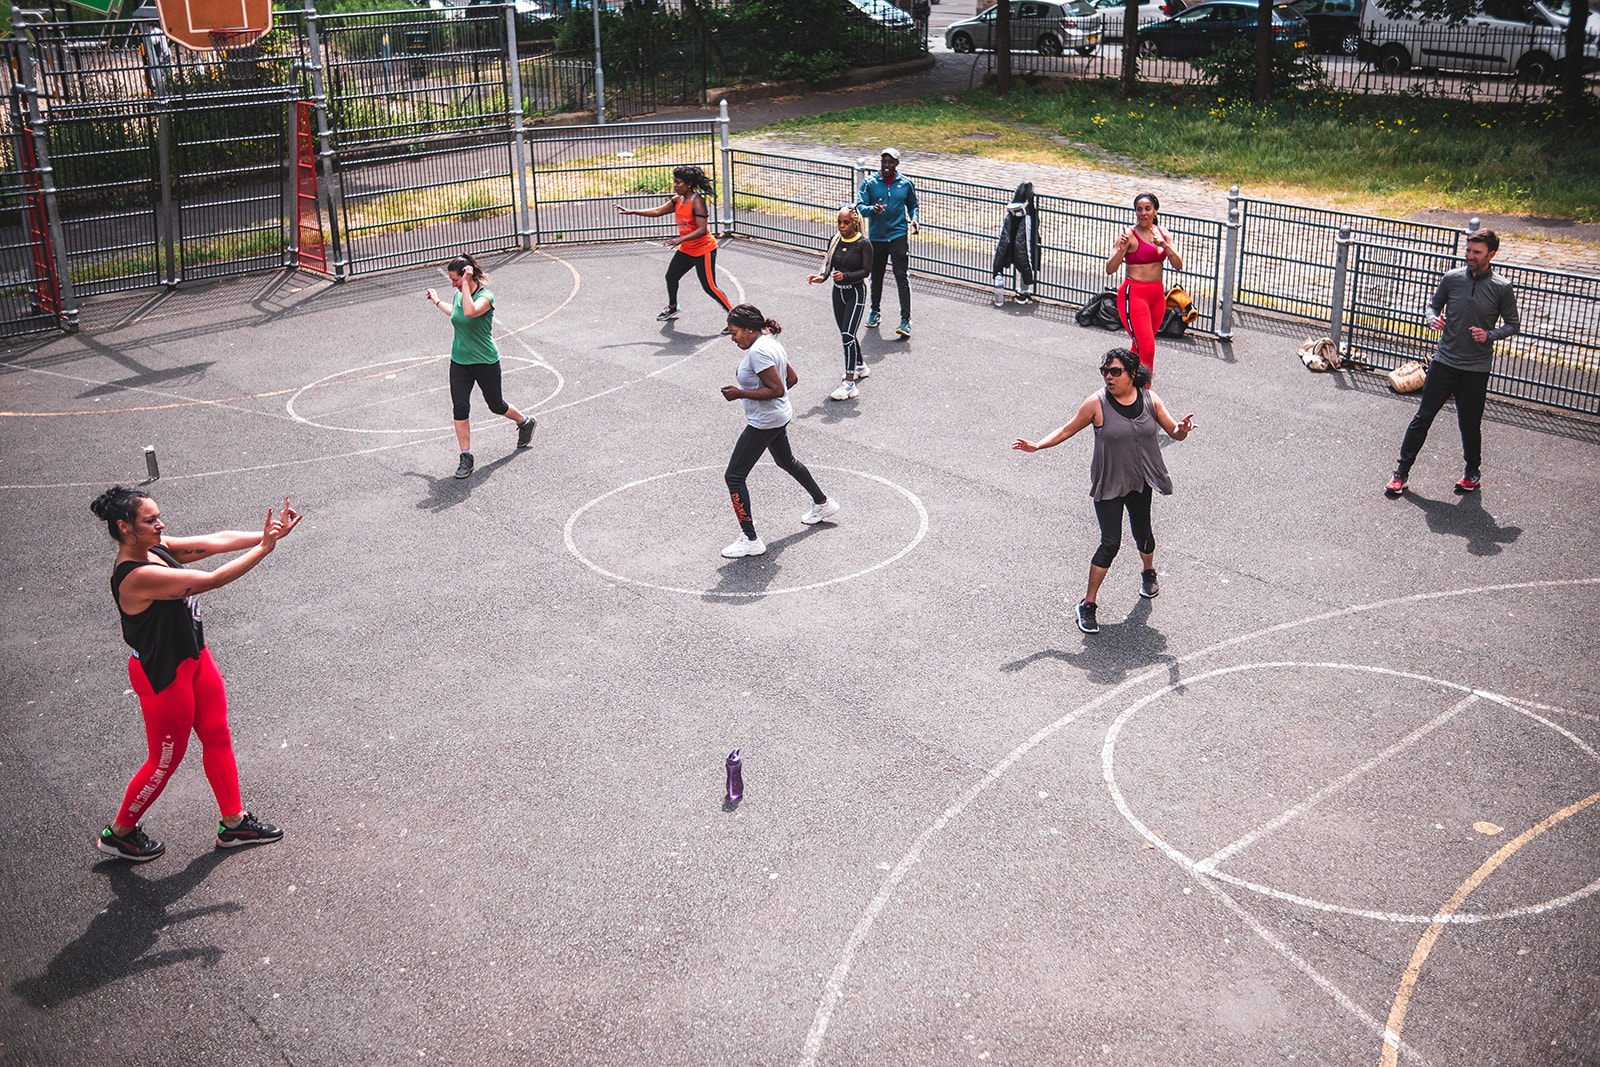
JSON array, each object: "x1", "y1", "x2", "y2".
[{"x1": 857, "y1": 147, "x2": 920, "y2": 338}]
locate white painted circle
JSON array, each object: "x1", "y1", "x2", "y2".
[
  {"x1": 1102, "y1": 661, "x2": 1600, "y2": 925},
  {"x1": 563, "y1": 464, "x2": 929, "y2": 597},
  {"x1": 285, "y1": 355, "x2": 561, "y2": 434}
]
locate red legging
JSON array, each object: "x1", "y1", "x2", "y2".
[
  {"x1": 115, "y1": 647, "x2": 241, "y2": 826},
  {"x1": 1118, "y1": 278, "x2": 1165, "y2": 374}
]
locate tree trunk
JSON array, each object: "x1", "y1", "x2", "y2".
[
  {"x1": 1253, "y1": 0, "x2": 1274, "y2": 102},
  {"x1": 1120, "y1": 0, "x2": 1138, "y2": 97},
  {"x1": 996, "y1": 0, "x2": 1013, "y2": 94},
  {"x1": 1559, "y1": 4, "x2": 1585, "y2": 102},
  {"x1": 680, "y1": 0, "x2": 727, "y2": 82}
]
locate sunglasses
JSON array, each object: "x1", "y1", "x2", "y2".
[{"x1": 1100, "y1": 365, "x2": 1125, "y2": 377}]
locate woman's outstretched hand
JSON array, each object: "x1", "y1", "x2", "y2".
[
  {"x1": 261, "y1": 497, "x2": 303, "y2": 550},
  {"x1": 1011, "y1": 439, "x2": 1040, "y2": 453}
]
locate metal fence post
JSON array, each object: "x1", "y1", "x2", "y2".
[
  {"x1": 285, "y1": 96, "x2": 299, "y2": 266},
  {"x1": 1329, "y1": 225, "x2": 1352, "y2": 350},
  {"x1": 506, "y1": 1, "x2": 532, "y2": 250},
  {"x1": 11, "y1": 5, "x2": 78, "y2": 329},
  {"x1": 302, "y1": 0, "x2": 347, "y2": 279},
  {"x1": 717, "y1": 98, "x2": 733, "y2": 235},
  {"x1": 1217, "y1": 183, "x2": 1242, "y2": 340}
]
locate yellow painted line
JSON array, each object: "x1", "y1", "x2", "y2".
[{"x1": 1379, "y1": 789, "x2": 1600, "y2": 1066}]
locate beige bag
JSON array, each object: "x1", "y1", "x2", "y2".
[
  {"x1": 1389, "y1": 360, "x2": 1427, "y2": 393},
  {"x1": 1298, "y1": 337, "x2": 1341, "y2": 372}
]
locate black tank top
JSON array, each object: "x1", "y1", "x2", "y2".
[{"x1": 111, "y1": 545, "x2": 205, "y2": 693}]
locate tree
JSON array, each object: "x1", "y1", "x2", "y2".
[
  {"x1": 996, "y1": 0, "x2": 1013, "y2": 94},
  {"x1": 1120, "y1": 0, "x2": 1139, "y2": 97},
  {"x1": 680, "y1": 0, "x2": 728, "y2": 82},
  {"x1": 1559, "y1": 0, "x2": 1587, "y2": 100},
  {"x1": 1254, "y1": 0, "x2": 1274, "y2": 101}
]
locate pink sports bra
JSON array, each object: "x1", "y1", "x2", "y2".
[{"x1": 1124, "y1": 227, "x2": 1168, "y2": 265}]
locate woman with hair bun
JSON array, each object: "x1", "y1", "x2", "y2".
[
  {"x1": 1105, "y1": 192, "x2": 1183, "y2": 380},
  {"x1": 718, "y1": 303, "x2": 837, "y2": 559},
  {"x1": 87, "y1": 485, "x2": 302, "y2": 862},
  {"x1": 1011, "y1": 348, "x2": 1195, "y2": 635},
  {"x1": 616, "y1": 164, "x2": 733, "y2": 325},
  {"x1": 425, "y1": 252, "x2": 537, "y2": 480}
]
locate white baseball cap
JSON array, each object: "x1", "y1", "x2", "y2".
[{"x1": 881, "y1": 147, "x2": 901, "y2": 161}]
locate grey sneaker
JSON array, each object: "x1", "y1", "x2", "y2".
[{"x1": 454, "y1": 452, "x2": 474, "y2": 479}]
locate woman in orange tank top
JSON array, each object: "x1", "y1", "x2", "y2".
[{"x1": 616, "y1": 165, "x2": 733, "y2": 327}]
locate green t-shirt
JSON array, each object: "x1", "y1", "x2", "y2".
[{"x1": 450, "y1": 287, "x2": 498, "y2": 365}]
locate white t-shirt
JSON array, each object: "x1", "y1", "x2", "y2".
[{"x1": 736, "y1": 334, "x2": 791, "y2": 430}]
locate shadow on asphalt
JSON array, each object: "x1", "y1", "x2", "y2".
[
  {"x1": 403, "y1": 449, "x2": 526, "y2": 512},
  {"x1": 1403, "y1": 487, "x2": 1523, "y2": 556},
  {"x1": 702, "y1": 524, "x2": 832, "y2": 602},
  {"x1": 12, "y1": 851, "x2": 238, "y2": 1011},
  {"x1": 999, "y1": 595, "x2": 1180, "y2": 687}
]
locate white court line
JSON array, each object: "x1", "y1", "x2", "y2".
[
  {"x1": 563, "y1": 464, "x2": 929, "y2": 598},
  {"x1": 796, "y1": 577, "x2": 1600, "y2": 1067},
  {"x1": 1195, "y1": 692, "x2": 1480, "y2": 874},
  {"x1": 1103, "y1": 662, "x2": 1600, "y2": 924},
  {"x1": 285, "y1": 355, "x2": 561, "y2": 433}
]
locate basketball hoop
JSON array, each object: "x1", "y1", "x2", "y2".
[{"x1": 208, "y1": 26, "x2": 267, "y2": 87}]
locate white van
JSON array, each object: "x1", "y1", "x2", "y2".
[{"x1": 1358, "y1": 0, "x2": 1599, "y2": 79}]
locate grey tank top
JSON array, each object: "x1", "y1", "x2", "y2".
[{"x1": 1089, "y1": 387, "x2": 1173, "y2": 500}]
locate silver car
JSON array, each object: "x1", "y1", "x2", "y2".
[{"x1": 946, "y1": 0, "x2": 1103, "y2": 55}]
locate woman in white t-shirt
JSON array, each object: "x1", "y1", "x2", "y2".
[{"x1": 718, "y1": 303, "x2": 838, "y2": 558}]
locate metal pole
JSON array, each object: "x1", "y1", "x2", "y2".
[
  {"x1": 506, "y1": 1, "x2": 532, "y2": 250},
  {"x1": 592, "y1": 0, "x2": 605, "y2": 124},
  {"x1": 156, "y1": 104, "x2": 175, "y2": 287},
  {"x1": 12, "y1": 5, "x2": 78, "y2": 330},
  {"x1": 717, "y1": 98, "x2": 732, "y2": 236},
  {"x1": 285, "y1": 93, "x2": 299, "y2": 266},
  {"x1": 1217, "y1": 183, "x2": 1242, "y2": 340},
  {"x1": 302, "y1": 0, "x2": 347, "y2": 279},
  {"x1": 1329, "y1": 225, "x2": 1352, "y2": 351}
]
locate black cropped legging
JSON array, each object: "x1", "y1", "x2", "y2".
[
  {"x1": 449, "y1": 360, "x2": 508, "y2": 421},
  {"x1": 833, "y1": 282, "x2": 866, "y2": 375},
  {"x1": 725, "y1": 422, "x2": 826, "y2": 538},
  {"x1": 1091, "y1": 485, "x2": 1155, "y2": 568}
]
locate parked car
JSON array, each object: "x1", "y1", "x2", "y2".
[
  {"x1": 1288, "y1": 0, "x2": 1361, "y2": 53},
  {"x1": 1088, "y1": 0, "x2": 1170, "y2": 33},
  {"x1": 845, "y1": 0, "x2": 916, "y2": 28},
  {"x1": 946, "y1": 0, "x2": 1103, "y2": 56},
  {"x1": 1134, "y1": 0, "x2": 1310, "y2": 57},
  {"x1": 1357, "y1": 0, "x2": 1599, "y2": 79}
]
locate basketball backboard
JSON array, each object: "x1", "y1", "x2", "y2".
[{"x1": 151, "y1": 0, "x2": 274, "y2": 51}]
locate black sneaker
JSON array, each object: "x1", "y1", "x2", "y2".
[
  {"x1": 1140, "y1": 569, "x2": 1160, "y2": 598},
  {"x1": 516, "y1": 415, "x2": 537, "y2": 449},
  {"x1": 656, "y1": 305, "x2": 679, "y2": 321},
  {"x1": 1076, "y1": 600, "x2": 1100, "y2": 634},
  {"x1": 97, "y1": 824, "x2": 165, "y2": 862},
  {"x1": 216, "y1": 811, "x2": 284, "y2": 849},
  {"x1": 453, "y1": 452, "x2": 474, "y2": 479}
]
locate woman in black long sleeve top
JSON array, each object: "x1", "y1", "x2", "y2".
[{"x1": 808, "y1": 205, "x2": 875, "y2": 401}]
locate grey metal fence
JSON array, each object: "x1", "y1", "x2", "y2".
[
  {"x1": 1235, "y1": 196, "x2": 1462, "y2": 321},
  {"x1": 726, "y1": 150, "x2": 856, "y2": 254},
  {"x1": 1342, "y1": 243, "x2": 1600, "y2": 416}
]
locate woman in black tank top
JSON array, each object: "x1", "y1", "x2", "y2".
[{"x1": 88, "y1": 485, "x2": 302, "y2": 862}]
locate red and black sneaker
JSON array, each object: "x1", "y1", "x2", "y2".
[
  {"x1": 1455, "y1": 470, "x2": 1481, "y2": 492},
  {"x1": 216, "y1": 811, "x2": 284, "y2": 849},
  {"x1": 97, "y1": 824, "x2": 165, "y2": 862},
  {"x1": 1384, "y1": 471, "x2": 1407, "y2": 496}
]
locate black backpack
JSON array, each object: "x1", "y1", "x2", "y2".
[{"x1": 1076, "y1": 290, "x2": 1121, "y2": 331}]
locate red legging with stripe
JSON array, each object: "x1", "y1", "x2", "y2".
[
  {"x1": 115, "y1": 647, "x2": 242, "y2": 826},
  {"x1": 1118, "y1": 278, "x2": 1165, "y2": 374}
]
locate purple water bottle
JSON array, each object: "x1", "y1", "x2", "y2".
[{"x1": 725, "y1": 749, "x2": 744, "y2": 804}]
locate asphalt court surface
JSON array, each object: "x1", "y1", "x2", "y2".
[{"x1": 1, "y1": 238, "x2": 1598, "y2": 1066}]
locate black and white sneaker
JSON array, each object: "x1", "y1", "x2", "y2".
[
  {"x1": 516, "y1": 415, "x2": 537, "y2": 448},
  {"x1": 1140, "y1": 569, "x2": 1160, "y2": 599},
  {"x1": 656, "y1": 305, "x2": 680, "y2": 321},
  {"x1": 1076, "y1": 600, "x2": 1100, "y2": 634},
  {"x1": 97, "y1": 824, "x2": 165, "y2": 862},
  {"x1": 216, "y1": 811, "x2": 284, "y2": 849},
  {"x1": 453, "y1": 452, "x2": 474, "y2": 479}
]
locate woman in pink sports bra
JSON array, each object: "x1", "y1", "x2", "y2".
[{"x1": 1105, "y1": 192, "x2": 1183, "y2": 379}]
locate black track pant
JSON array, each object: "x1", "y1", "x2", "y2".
[
  {"x1": 450, "y1": 360, "x2": 508, "y2": 421},
  {"x1": 665, "y1": 249, "x2": 732, "y2": 311},
  {"x1": 1396, "y1": 361, "x2": 1490, "y2": 476},
  {"x1": 833, "y1": 282, "x2": 866, "y2": 375},
  {"x1": 1091, "y1": 485, "x2": 1155, "y2": 568},
  {"x1": 725, "y1": 422, "x2": 826, "y2": 538},
  {"x1": 869, "y1": 236, "x2": 910, "y2": 322}
]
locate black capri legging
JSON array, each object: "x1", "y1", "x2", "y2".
[
  {"x1": 1091, "y1": 485, "x2": 1155, "y2": 568},
  {"x1": 725, "y1": 422, "x2": 826, "y2": 538},
  {"x1": 450, "y1": 360, "x2": 509, "y2": 421}
]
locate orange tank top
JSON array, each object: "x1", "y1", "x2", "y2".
[{"x1": 674, "y1": 196, "x2": 716, "y2": 256}]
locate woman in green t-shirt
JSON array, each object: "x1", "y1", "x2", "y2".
[{"x1": 425, "y1": 253, "x2": 537, "y2": 479}]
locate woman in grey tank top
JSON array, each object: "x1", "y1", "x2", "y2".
[{"x1": 1011, "y1": 348, "x2": 1196, "y2": 635}]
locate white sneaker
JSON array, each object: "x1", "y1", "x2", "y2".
[
  {"x1": 721, "y1": 535, "x2": 766, "y2": 558},
  {"x1": 801, "y1": 499, "x2": 840, "y2": 525},
  {"x1": 855, "y1": 363, "x2": 870, "y2": 379},
  {"x1": 829, "y1": 379, "x2": 859, "y2": 401}
]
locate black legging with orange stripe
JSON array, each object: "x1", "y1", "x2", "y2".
[{"x1": 665, "y1": 249, "x2": 732, "y2": 312}]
